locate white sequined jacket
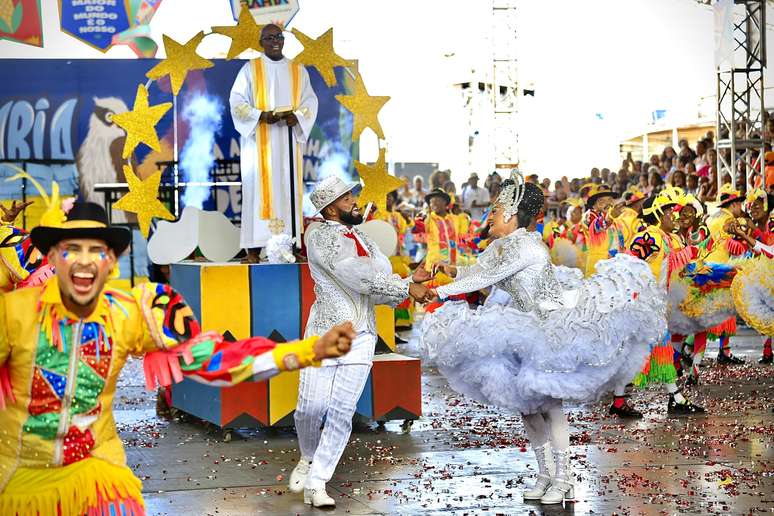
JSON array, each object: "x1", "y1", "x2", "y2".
[{"x1": 305, "y1": 221, "x2": 410, "y2": 338}]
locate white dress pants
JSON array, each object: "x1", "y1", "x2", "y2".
[{"x1": 294, "y1": 332, "x2": 375, "y2": 488}]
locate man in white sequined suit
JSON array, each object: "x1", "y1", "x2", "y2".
[{"x1": 289, "y1": 176, "x2": 432, "y2": 507}]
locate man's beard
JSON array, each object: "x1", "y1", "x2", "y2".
[{"x1": 340, "y1": 210, "x2": 363, "y2": 226}]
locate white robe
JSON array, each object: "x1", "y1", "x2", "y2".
[{"x1": 229, "y1": 55, "x2": 318, "y2": 248}]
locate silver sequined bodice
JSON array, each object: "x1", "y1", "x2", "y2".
[{"x1": 437, "y1": 229, "x2": 563, "y2": 314}]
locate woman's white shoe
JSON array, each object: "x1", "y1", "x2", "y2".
[
  {"x1": 523, "y1": 473, "x2": 552, "y2": 500},
  {"x1": 540, "y1": 479, "x2": 575, "y2": 504}
]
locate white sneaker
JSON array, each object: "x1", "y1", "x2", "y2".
[
  {"x1": 540, "y1": 479, "x2": 575, "y2": 504},
  {"x1": 288, "y1": 459, "x2": 311, "y2": 493},
  {"x1": 523, "y1": 474, "x2": 552, "y2": 500},
  {"x1": 304, "y1": 486, "x2": 336, "y2": 507}
]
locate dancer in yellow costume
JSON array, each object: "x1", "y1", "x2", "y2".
[
  {"x1": 608, "y1": 192, "x2": 704, "y2": 418},
  {"x1": 412, "y1": 189, "x2": 461, "y2": 310},
  {"x1": 615, "y1": 187, "x2": 647, "y2": 246},
  {"x1": 705, "y1": 184, "x2": 747, "y2": 364},
  {"x1": 582, "y1": 185, "x2": 624, "y2": 277},
  {"x1": 0, "y1": 202, "x2": 355, "y2": 516},
  {"x1": 450, "y1": 195, "x2": 474, "y2": 266},
  {"x1": 727, "y1": 189, "x2": 774, "y2": 364}
]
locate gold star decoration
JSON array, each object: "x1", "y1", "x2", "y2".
[
  {"x1": 112, "y1": 84, "x2": 172, "y2": 159},
  {"x1": 146, "y1": 31, "x2": 214, "y2": 95},
  {"x1": 211, "y1": 4, "x2": 264, "y2": 59},
  {"x1": 114, "y1": 165, "x2": 175, "y2": 238},
  {"x1": 336, "y1": 71, "x2": 390, "y2": 140},
  {"x1": 291, "y1": 28, "x2": 355, "y2": 87},
  {"x1": 355, "y1": 149, "x2": 403, "y2": 214}
]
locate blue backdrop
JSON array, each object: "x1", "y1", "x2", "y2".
[
  {"x1": 0, "y1": 58, "x2": 357, "y2": 214},
  {"x1": 0, "y1": 58, "x2": 357, "y2": 277}
]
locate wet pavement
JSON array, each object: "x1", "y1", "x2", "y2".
[{"x1": 115, "y1": 326, "x2": 774, "y2": 515}]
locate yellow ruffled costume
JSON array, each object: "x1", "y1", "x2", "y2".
[{"x1": 731, "y1": 256, "x2": 774, "y2": 335}]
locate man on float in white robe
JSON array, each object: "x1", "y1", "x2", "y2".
[{"x1": 229, "y1": 24, "x2": 318, "y2": 262}]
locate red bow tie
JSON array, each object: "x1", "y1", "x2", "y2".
[{"x1": 343, "y1": 229, "x2": 369, "y2": 257}]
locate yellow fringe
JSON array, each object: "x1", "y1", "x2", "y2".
[{"x1": 0, "y1": 457, "x2": 144, "y2": 516}]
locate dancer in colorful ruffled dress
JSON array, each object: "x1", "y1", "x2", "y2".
[
  {"x1": 609, "y1": 192, "x2": 706, "y2": 417},
  {"x1": 726, "y1": 189, "x2": 774, "y2": 364},
  {"x1": 421, "y1": 172, "x2": 665, "y2": 504},
  {"x1": 0, "y1": 202, "x2": 355, "y2": 516},
  {"x1": 655, "y1": 187, "x2": 756, "y2": 387},
  {"x1": 669, "y1": 191, "x2": 716, "y2": 383}
]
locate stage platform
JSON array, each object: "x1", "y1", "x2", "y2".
[{"x1": 169, "y1": 261, "x2": 422, "y2": 433}]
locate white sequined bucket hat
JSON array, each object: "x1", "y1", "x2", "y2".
[{"x1": 310, "y1": 176, "x2": 359, "y2": 216}]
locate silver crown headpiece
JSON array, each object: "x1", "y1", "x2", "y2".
[{"x1": 496, "y1": 169, "x2": 525, "y2": 223}]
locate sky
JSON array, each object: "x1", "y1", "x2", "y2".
[{"x1": 2, "y1": 0, "x2": 773, "y2": 182}]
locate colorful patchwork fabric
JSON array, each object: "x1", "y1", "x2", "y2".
[
  {"x1": 630, "y1": 232, "x2": 660, "y2": 261},
  {"x1": 132, "y1": 282, "x2": 202, "y2": 349}
]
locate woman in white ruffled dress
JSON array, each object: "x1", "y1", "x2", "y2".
[{"x1": 421, "y1": 172, "x2": 667, "y2": 505}]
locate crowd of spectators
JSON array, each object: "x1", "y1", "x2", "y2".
[{"x1": 391, "y1": 129, "x2": 774, "y2": 223}]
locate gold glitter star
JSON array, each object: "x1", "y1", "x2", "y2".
[
  {"x1": 114, "y1": 165, "x2": 174, "y2": 238},
  {"x1": 211, "y1": 4, "x2": 264, "y2": 59},
  {"x1": 336, "y1": 71, "x2": 390, "y2": 140},
  {"x1": 291, "y1": 27, "x2": 355, "y2": 87},
  {"x1": 112, "y1": 84, "x2": 172, "y2": 159},
  {"x1": 146, "y1": 31, "x2": 214, "y2": 95},
  {"x1": 355, "y1": 149, "x2": 403, "y2": 213}
]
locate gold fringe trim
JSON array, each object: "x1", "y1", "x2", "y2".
[{"x1": 0, "y1": 458, "x2": 144, "y2": 516}]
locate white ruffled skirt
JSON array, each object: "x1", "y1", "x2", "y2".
[{"x1": 420, "y1": 254, "x2": 666, "y2": 414}]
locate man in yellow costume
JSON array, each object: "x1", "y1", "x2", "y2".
[
  {"x1": 412, "y1": 188, "x2": 461, "y2": 310},
  {"x1": 413, "y1": 188, "x2": 458, "y2": 271},
  {"x1": 705, "y1": 184, "x2": 746, "y2": 364},
  {"x1": 0, "y1": 202, "x2": 354, "y2": 515},
  {"x1": 582, "y1": 185, "x2": 624, "y2": 276},
  {"x1": 230, "y1": 24, "x2": 319, "y2": 262},
  {"x1": 615, "y1": 187, "x2": 647, "y2": 246}
]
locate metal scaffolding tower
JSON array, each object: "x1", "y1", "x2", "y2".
[
  {"x1": 716, "y1": 0, "x2": 766, "y2": 193},
  {"x1": 492, "y1": 0, "x2": 519, "y2": 170}
]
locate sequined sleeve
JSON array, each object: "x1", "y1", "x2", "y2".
[{"x1": 436, "y1": 233, "x2": 542, "y2": 298}]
